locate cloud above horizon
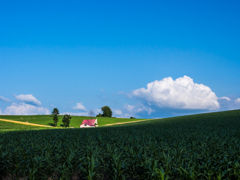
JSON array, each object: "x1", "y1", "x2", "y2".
[
  {"x1": 235, "y1": 98, "x2": 240, "y2": 103},
  {"x1": 4, "y1": 103, "x2": 50, "y2": 115},
  {"x1": 113, "y1": 103, "x2": 154, "y2": 118},
  {"x1": 130, "y1": 76, "x2": 220, "y2": 110},
  {"x1": 0, "y1": 108, "x2": 3, "y2": 115},
  {"x1": 61, "y1": 108, "x2": 101, "y2": 116},
  {"x1": 61, "y1": 112, "x2": 89, "y2": 116},
  {"x1": 72, "y1": 102, "x2": 87, "y2": 111},
  {"x1": 218, "y1": 97, "x2": 230, "y2": 101},
  {"x1": 13, "y1": 94, "x2": 42, "y2": 106},
  {"x1": 217, "y1": 97, "x2": 240, "y2": 110},
  {"x1": 0, "y1": 95, "x2": 11, "y2": 102},
  {"x1": 113, "y1": 109, "x2": 123, "y2": 115}
]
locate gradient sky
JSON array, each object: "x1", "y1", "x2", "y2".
[{"x1": 0, "y1": 0, "x2": 240, "y2": 118}]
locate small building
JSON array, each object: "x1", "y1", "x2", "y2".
[{"x1": 80, "y1": 119, "x2": 98, "y2": 128}]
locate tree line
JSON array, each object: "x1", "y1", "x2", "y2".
[
  {"x1": 51, "y1": 108, "x2": 72, "y2": 127},
  {"x1": 51, "y1": 106, "x2": 113, "y2": 127}
]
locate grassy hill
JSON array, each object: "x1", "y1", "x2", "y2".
[{"x1": 0, "y1": 114, "x2": 143, "y2": 128}]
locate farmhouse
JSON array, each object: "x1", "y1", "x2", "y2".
[{"x1": 80, "y1": 119, "x2": 98, "y2": 128}]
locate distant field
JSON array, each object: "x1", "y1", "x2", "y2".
[
  {"x1": 0, "y1": 121, "x2": 52, "y2": 132},
  {"x1": 0, "y1": 115, "x2": 143, "y2": 128}
]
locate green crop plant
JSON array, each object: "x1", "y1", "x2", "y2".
[
  {"x1": 0, "y1": 110, "x2": 240, "y2": 179},
  {"x1": 111, "y1": 148, "x2": 127, "y2": 180}
]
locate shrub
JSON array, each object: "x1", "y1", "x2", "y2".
[{"x1": 96, "y1": 113, "x2": 103, "y2": 117}]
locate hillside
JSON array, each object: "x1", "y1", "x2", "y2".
[
  {"x1": 1, "y1": 109, "x2": 240, "y2": 179},
  {"x1": 113, "y1": 109, "x2": 240, "y2": 127}
]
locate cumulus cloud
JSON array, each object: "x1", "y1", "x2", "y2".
[
  {"x1": 72, "y1": 103, "x2": 87, "y2": 111},
  {"x1": 14, "y1": 94, "x2": 42, "y2": 106},
  {"x1": 0, "y1": 95, "x2": 11, "y2": 102},
  {"x1": 130, "y1": 76, "x2": 219, "y2": 110},
  {"x1": 4, "y1": 103, "x2": 50, "y2": 115}
]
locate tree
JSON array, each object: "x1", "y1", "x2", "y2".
[
  {"x1": 62, "y1": 114, "x2": 72, "y2": 127},
  {"x1": 89, "y1": 110, "x2": 94, "y2": 119},
  {"x1": 51, "y1": 108, "x2": 59, "y2": 126},
  {"x1": 101, "y1": 106, "x2": 112, "y2": 117}
]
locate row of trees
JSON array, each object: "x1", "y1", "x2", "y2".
[
  {"x1": 51, "y1": 108, "x2": 71, "y2": 127},
  {"x1": 51, "y1": 106, "x2": 113, "y2": 127}
]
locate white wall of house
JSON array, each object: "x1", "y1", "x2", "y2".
[
  {"x1": 80, "y1": 124, "x2": 95, "y2": 128},
  {"x1": 79, "y1": 119, "x2": 98, "y2": 128}
]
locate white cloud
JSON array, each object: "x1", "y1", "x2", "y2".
[
  {"x1": 72, "y1": 103, "x2": 87, "y2": 111},
  {"x1": 131, "y1": 76, "x2": 219, "y2": 110},
  {"x1": 93, "y1": 108, "x2": 101, "y2": 114},
  {"x1": 100, "y1": 88, "x2": 105, "y2": 92},
  {"x1": 14, "y1": 94, "x2": 42, "y2": 106},
  {"x1": 4, "y1": 103, "x2": 50, "y2": 115},
  {"x1": 218, "y1": 97, "x2": 231, "y2": 101},
  {"x1": 136, "y1": 106, "x2": 154, "y2": 114},
  {"x1": 0, "y1": 95, "x2": 11, "y2": 102},
  {"x1": 113, "y1": 109, "x2": 123, "y2": 115},
  {"x1": 235, "y1": 98, "x2": 240, "y2": 103},
  {"x1": 121, "y1": 103, "x2": 154, "y2": 118},
  {"x1": 124, "y1": 104, "x2": 135, "y2": 112},
  {"x1": 0, "y1": 108, "x2": 4, "y2": 115},
  {"x1": 217, "y1": 97, "x2": 240, "y2": 111},
  {"x1": 63, "y1": 108, "x2": 101, "y2": 117}
]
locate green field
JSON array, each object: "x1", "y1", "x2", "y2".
[
  {"x1": 0, "y1": 115, "x2": 142, "y2": 128},
  {"x1": 0, "y1": 121, "x2": 52, "y2": 132},
  {"x1": 0, "y1": 109, "x2": 240, "y2": 179}
]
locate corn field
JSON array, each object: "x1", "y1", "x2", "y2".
[{"x1": 0, "y1": 110, "x2": 240, "y2": 179}]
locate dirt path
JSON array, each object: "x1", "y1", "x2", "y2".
[
  {"x1": 105, "y1": 118, "x2": 160, "y2": 126},
  {"x1": 0, "y1": 118, "x2": 57, "y2": 128}
]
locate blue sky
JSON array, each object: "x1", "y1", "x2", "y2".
[{"x1": 0, "y1": 0, "x2": 240, "y2": 118}]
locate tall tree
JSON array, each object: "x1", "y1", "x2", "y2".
[
  {"x1": 62, "y1": 114, "x2": 71, "y2": 127},
  {"x1": 51, "y1": 108, "x2": 59, "y2": 127},
  {"x1": 101, "y1": 106, "x2": 112, "y2": 117}
]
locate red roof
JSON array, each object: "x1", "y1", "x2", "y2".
[{"x1": 81, "y1": 119, "x2": 96, "y2": 126}]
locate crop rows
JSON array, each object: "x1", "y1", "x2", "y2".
[{"x1": 0, "y1": 110, "x2": 240, "y2": 179}]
